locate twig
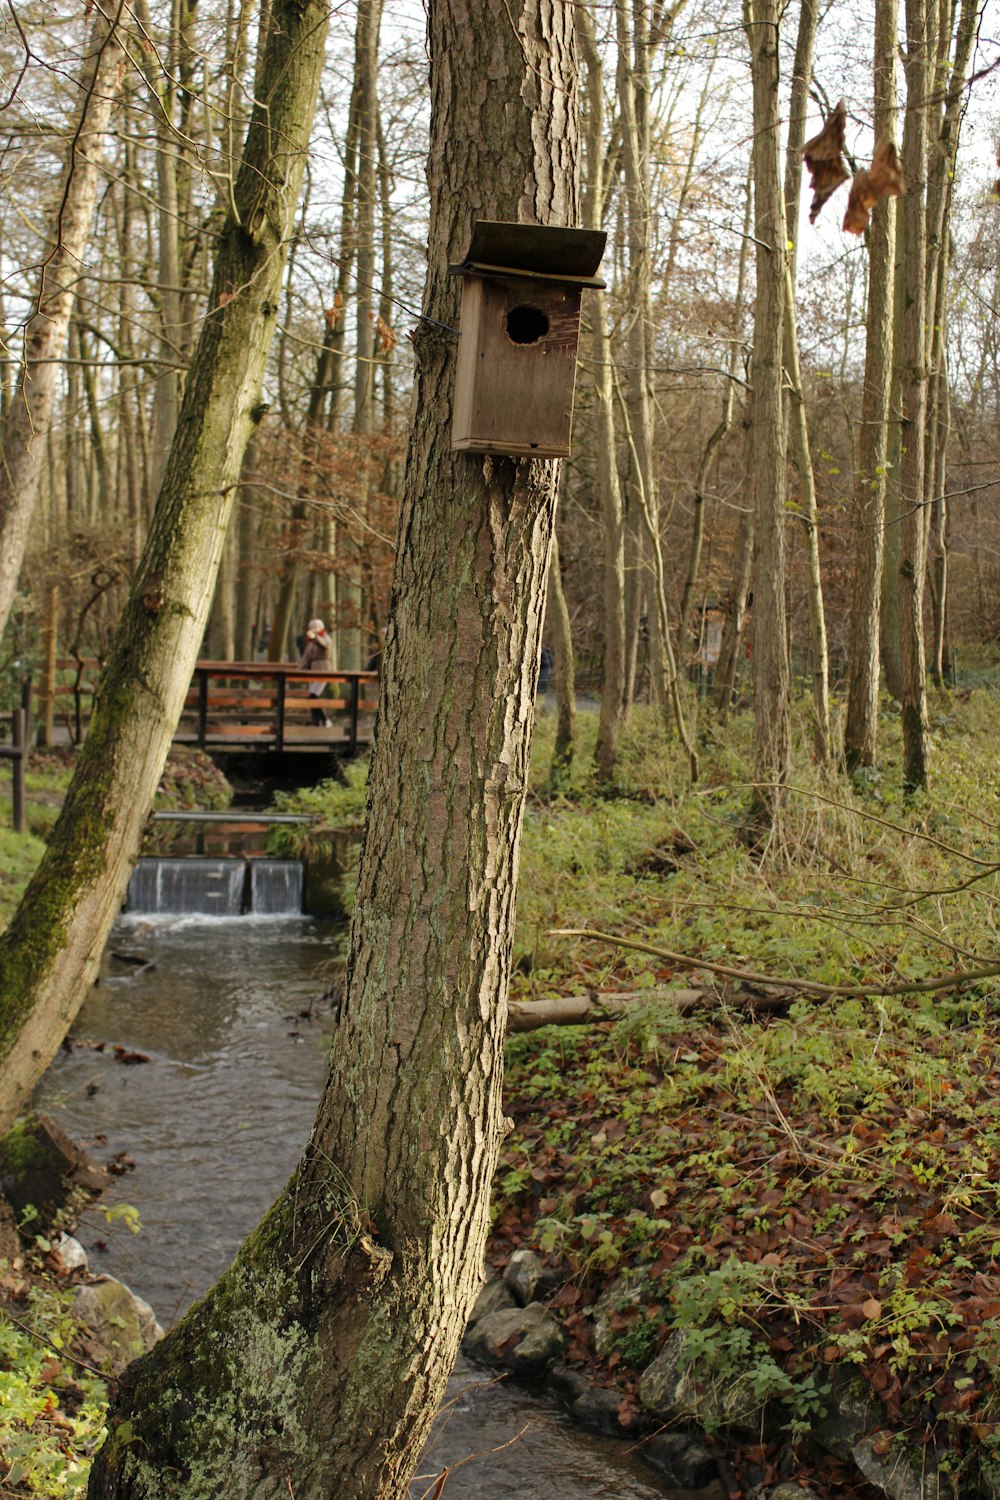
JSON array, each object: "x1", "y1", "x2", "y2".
[
  {"x1": 549, "y1": 927, "x2": 1000, "y2": 1000},
  {"x1": 2, "y1": 1306, "x2": 114, "y2": 1386}
]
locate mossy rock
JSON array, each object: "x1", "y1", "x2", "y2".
[
  {"x1": 74, "y1": 1276, "x2": 163, "y2": 1375},
  {"x1": 0, "y1": 1112, "x2": 109, "y2": 1229}
]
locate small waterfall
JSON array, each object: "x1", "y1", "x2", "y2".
[
  {"x1": 250, "y1": 860, "x2": 304, "y2": 916},
  {"x1": 127, "y1": 858, "x2": 247, "y2": 916},
  {"x1": 127, "y1": 857, "x2": 304, "y2": 916}
]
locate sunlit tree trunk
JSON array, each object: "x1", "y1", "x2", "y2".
[
  {"x1": 0, "y1": 5, "x2": 125, "y2": 642},
  {"x1": 89, "y1": 1, "x2": 578, "y2": 1495},
  {"x1": 0, "y1": 0, "x2": 330, "y2": 1134}
]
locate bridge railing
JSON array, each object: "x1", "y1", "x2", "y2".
[
  {"x1": 48, "y1": 659, "x2": 379, "y2": 754},
  {"x1": 179, "y1": 662, "x2": 379, "y2": 754}
]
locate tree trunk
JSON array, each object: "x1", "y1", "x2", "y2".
[
  {"x1": 844, "y1": 0, "x2": 898, "y2": 772},
  {"x1": 780, "y1": 0, "x2": 829, "y2": 762},
  {"x1": 678, "y1": 172, "x2": 751, "y2": 654},
  {"x1": 783, "y1": 263, "x2": 830, "y2": 761},
  {"x1": 577, "y1": 2, "x2": 627, "y2": 785},
  {"x1": 547, "y1": 527, "x2": 577, "y2": 789},
  {"x1": 924, "y1": 0, "x2": 976, "y2": 688},
  {"x1": 898, "y1": 0, "x2": 931, "y2": 792},
  {"x1": 616, "y1": 0, "x2": 656, "y2": 713},
  {"x1": 0, "y1": 0, "x2": 330, "y2": 1134},
  {"x1": 744, "y1": 0, "x2": 790, "y2": 827},
  {"x1": 89, "y1": 2, "x2": 578, "y2": 1495},
  {"x1": 0, "y1": 5, "x2": 125, "y2": 642}
]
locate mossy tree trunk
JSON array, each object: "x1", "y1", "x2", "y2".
[
  {"x1": 0, "y1": 0, "x2": 330, "y2": 1134},
  {"x1": 88, "y1": 2, "x2": 578, "y2": 1497}
]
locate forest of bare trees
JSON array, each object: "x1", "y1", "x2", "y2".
[
  {"x1": 0, "y1": 1, "x2": 999, "y2": 1494},
  {"x1": 1, "y1": 0, "x2": 997, "y2": 800}
]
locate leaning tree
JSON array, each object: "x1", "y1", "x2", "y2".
[{"x1": 0, "y1": 0, "x2": 330, "y2": 1132}]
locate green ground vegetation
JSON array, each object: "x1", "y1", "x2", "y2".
[
  {"x1": 0, "y1": 1252, "x2": 108, "y2": 1496},
  {"x1": 489, "y1": 694, "x2": 1000, "y2": 1495},
  {"x1": 6, "y1": 689, "x2": 1000, "y2": 1492}
]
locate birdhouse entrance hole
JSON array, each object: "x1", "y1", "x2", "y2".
[{"x1": 505, "y1": 305, "x2": 549, "y2": 345}]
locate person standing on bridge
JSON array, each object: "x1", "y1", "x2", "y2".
[{"x1": 300, "y1": 618, "x2": 332, "y2": 725}]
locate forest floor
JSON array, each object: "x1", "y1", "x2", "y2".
[
  {"x1": 5, "y1": 687, "x2": 1000, "y2": 1495},
  {"x1": 485, "y1": 692, "x2": 1000, "y2": 1498}
]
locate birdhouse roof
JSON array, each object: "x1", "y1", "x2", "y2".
[{"x1": 449, "y1": 221, "x2": 607, "y2": 288}]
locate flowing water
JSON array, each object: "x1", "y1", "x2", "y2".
[{"x1": 36, "y1": 914, "x2": 694, "y2": 1498}]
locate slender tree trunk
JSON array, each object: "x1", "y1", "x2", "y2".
[
  {"x1": 783, "y1": 264, "x2": 830, "y2": 761},
  {"x1": 577, "y1": 3, "x2": 627, "y2": 784},
  {"x1": 780, "y1": 0, "x2": 829, "y2": 761},
  {"x1": 0, "y1": 0, "x2": 330, "y2": 1134},
  {"x1": 844, "y1": 0, "x2": 898, "y2": 772},
  {"x1": 744, "y1": 0, "x2": 790, "y2": 827},
  {"x1": 783, "y1": 0, "x2": 818, "y2": 286},
  {"x1": 898, "y1": 0, "x2": 931, "y2": 792},
  {"x1": 616, "y1": 0, "x2": 655, "y2": 712},
  {"x1": 680, "y1": 173, "x2": 751, "y2": 655},
  {"x1": 924, "y1": 0, "x2": 975, "y2": 687},
  {"x1": 714, "y1": 484, "x2": 754, "y2": 717},
  {"x1": 89, "y1": 2, "x2": 578, "y2": 1495},
  {"x1": 0, "y1": 5, "x2": 125, "y2": 642},
  {"x1": 547, "y1": 528, "x2": 577, "y2": 789}
]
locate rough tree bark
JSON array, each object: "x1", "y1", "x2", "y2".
[
  {"x1": 88, "y1": 0, "x2": 578, "y2": 1495},
  {"x1": 844, "y1": 0, "x2": 898, "y2": 772},
  {"x1": 0, "y1": 0, "x2": 330, "y2": 1133},
  {"x1": 744, "y1": 0, "x2": 791, "y2": 827},
  {"x1": 0, "y1": 4, "x2": 125, "y2": 643}
]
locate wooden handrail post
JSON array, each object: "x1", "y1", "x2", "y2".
[
  {"x1": 12, "y1": 708, "x2": 25, "y2": 834},
  {"x1": 277, "y1": 673, "x2": 286, "y2": 752},
  {"x1": 349, "y1": 675, "x2": 359, "y2": 755},
  {"x1": 198, "y1": 670, "x2": 208, "y2": 749}
]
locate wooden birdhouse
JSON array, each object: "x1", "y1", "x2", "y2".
[{"x1": 450, "y1": 221, "x2": 607, "y2": 459}]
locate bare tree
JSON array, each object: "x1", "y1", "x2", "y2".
[{"x1": 0, "y1": 4, "x2": 125, "y2": 642}]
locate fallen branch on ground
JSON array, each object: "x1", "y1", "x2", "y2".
[
  {"x1": 549, "y1": 928, "x2": 1000, "y2": 1000},
  {"x1": 507, "y1": 985, "x2": 793, "y2": 1031}
]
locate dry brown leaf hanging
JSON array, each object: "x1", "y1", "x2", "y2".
[
  {"x1": 802, "y1": 99, "x2": 850, "y2": 223},
  {"x1": 992, "y1": 141, "x2": 1000, "y2": 198},
  {"x1": 843, "y1": 140, "x2": 906, "y2": 235}
]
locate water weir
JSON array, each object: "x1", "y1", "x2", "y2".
[{"x1": 126, "y1": 856, "x2": 304, "y2": 916}]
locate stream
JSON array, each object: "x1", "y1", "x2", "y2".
[{"x1": 36, "y1": 914, "x2": 695, "y2": 1498}]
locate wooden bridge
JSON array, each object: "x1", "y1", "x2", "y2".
[
  {"x1": 44, "y1": 660, "x2": 379, "y2": 757},
  {"x1": 178, "y1": 662, "x2": 379, "y2": 755}
]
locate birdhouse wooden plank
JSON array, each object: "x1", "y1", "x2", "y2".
[{"x1": 450, "y1": 221, "x2": 606, "y2": 459}]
